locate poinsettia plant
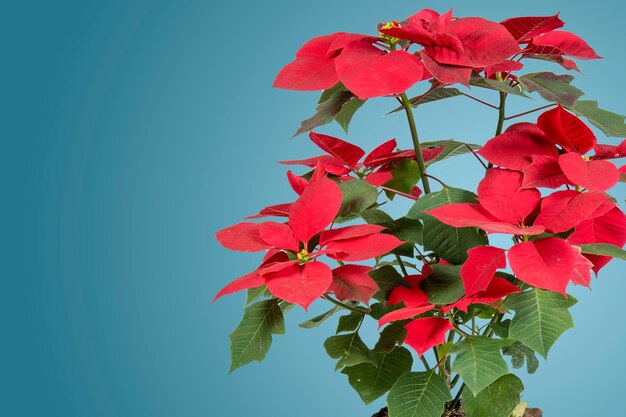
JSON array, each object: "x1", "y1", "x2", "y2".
[{"x1": 215, "y1": 9, "x2": 626, "y2": 417}]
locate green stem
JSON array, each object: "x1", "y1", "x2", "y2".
[
  {"x1": 400, "y1": 93, "x2": 431, "y2": 194},
  {"x1": 322, "y1": 295, "x2": 369, "y2": 315},
  {"x1": 420, "y1": 355, "x2": 431, "y2": 371},
  {"x1": 395, "y1": 255, "x2": 409, "y2": 276},
  {"x1": 504, "y1": 103, "x2": 556, "y2": 120},
  {"x1": 448, "y1": 384, "x2": 465, "y2": 412},
  {"x1": 495, "y1": 92, "x2": 507, "y2": 136}
]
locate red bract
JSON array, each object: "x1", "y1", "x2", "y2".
[
  {"x1": 534, "y1": 190, "x2": 613, "y2": 233},
  {"x1": 215, "y1": 176, "x2": 403, "y2": 308},
  {"x1": 442, "y1": 276, "x2": 520, "y2": 313},
  {"x1": 380, "y1": 10, "x2": 522, "y2": 84},
  {"x1": 329, "y1": 265, "x2": 379, "y2": 305},
  {"x1": 478, "y1": 122, "x2": 557, "y2": 170},
  {"x1": 335, "y1": 39, "x2": 429, "y2": 99},
  {"x1": 525, "y1": 30, "x2": 601, "y2": 60},
  {"x1": 500, "y1": 14, "x2": 565, "y2": 42},
  {"x1": 403, "y1": 317, "x2": 454, "y2": 357},
  {"x1": 591, "y1": 139, "x2": 626, "y2": 160},
  {"x1": 558, "y1": 152, "x2": 620, "y2": 191},
  {"x1": 460, "y1": 246, "x2": 506, "y2": 295},
  {"x1": 427, "y1": 169, "x2": 544, "y2": 235},
  {"x1": 507, "y1": 237, "x2": 589, "y2": 295},
  {"x1": 522, "y1": 155, "x2": 570, "y2": 189},
  {"x1": 568, "y1": 207, "x2": 626, "y2": 273},
  {"x1": 274, "y1": 32, "x2": 428, "y2": 99},
  {"x1": 537, "y1": 105, "x2": 596, "y2": 153}
]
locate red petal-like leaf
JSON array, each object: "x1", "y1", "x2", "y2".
[
  {"x1": 287, "y1": 171, "x2": 308, "y2": 195},
  {"x1": 483, "y1": 60, "x2": 524, "y2": 77},
  {"x1": 535, "y1": 190, "x2": 613, "y2": 233},
  {"x1": 403, "y1": 317, "x2": 454, "y2": 357},
  {"x1": 363, "y1": 138, "x2": 398, "y2": 167},
  {"x1": 309, "y1": 132, "x2": 365, "y2": 169},
  {"x1": 500, "y1": 14, "x2": 565, "y2": 42},
  {"x1": 273, "y1": 33, "x2": 346, "y2": 91},
  {"x1": 558, "y1": 152, "x2": 620, "y2": 191},
  {"x1": 289, "y1": 177, "x2": 342, "y2": 243},
  {"x1": 319, "y1": 224, "x2": 386, "y2": 247},
  {"x1": 426, "y1": 203, "x2": 545, "y2": 235},
  {"x1": 388, "y1": 274, "x2": 430, "y2": 307},
  {"x1": 568, "y1": 207, "x2": 626, "y2": 273},
  {"x1": 427, "y1": 17, "x2": 521, "y2": 67},
  {"x1": 477, "y1": 169, "x2": 541, "y2": 225},
  {"x1": 420, "y1": 52, "x2": 472, "y2": 85},
  {"x1": 522, "y1": 155, "x2": 569, "y2": 189},
  {"x1": 265, "y1": 262, "x2": 333, "y2": 310},
  {"x1": 279, "y1": 155, "x2": 350, "y2": 176},
  {"x1": 508, "y1": 238, "x2": 576, "y2": 294},
  {"x1": 365, "y1": 169, "x2": 394, "y2": 186},
  {"x1": 592, "y1": 140, "x2": 626, "y2": 160},
  {"x1": 537, "y1": 105, "x2": 596, "y2": 153},
  {"x1": 326, "y1": 233, "x2": 405, "y2": 261},
  {"x1": 259, "y1": 221, "x2": 299, "y2": 251},
  {"x1": 570, "y1": 245, "x2": 593, "y2": 287},
  {"x1": 245, "y1": 203, "x2": 293, "y2": 219},
  {"x1": 216, "y1": 222, "x2": 270, "y2": 252},
  {"x1": 478, "y1": 123, "x2": 557, "y2": 170},
  {"x1": 213, "y1": 271, "x2": 265, "y2": 301},
  {"x1": 336, "y1": 40, "x2": 427, "y2": 99},
  {"x1": 330, "y1": 264, "x2": 378, "y2": 304},
  {"x1": 378, "y1": 305, "x2": 435, "y2": 327},
  {"x1": 529, "y1": 30, "x2": 601, "y2": 59},
  {"x1": 460, "y1": 246, "x2": 506, "y2": 296},
  {"x1": 446, "y1": 277, "x2": 521, "y2": 313}
]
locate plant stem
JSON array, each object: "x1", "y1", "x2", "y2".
[
  {"x1": 420, "y1": 355, "x2": 431, "y2": 370},
  {"x1": 504, "y1": 103, "x2": 557, "y2": 120},
  {"x1": 321, "y1": 295, "x2": 369, "y2": 315},
  {"x1": 448, "y1": 384, "x2": 465, "y2": 412},
  {"x1": 395, "y1": 255, "x2": 409, "y2": 276},
  {"x1": 400, "y1": 93, "x2": 431, "y2": 194},
  {"x1": 495, "y1": 92, "x2": 507, "y2": 136},
  {"x1": 460, "y1": 92, "x2": 499, "y2": 110}
]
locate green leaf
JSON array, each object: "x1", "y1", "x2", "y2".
[
  {"x1": 362, "y1": 210, "x2": 423, "y2": 257},
  {"x1": 387, "y1": 370, "x2": 452, "y2": 417},
  {"x1": 570, "y1": 100, "x2": 626, "y2": 137},
  {"x1": 324, "y1": 332, "x2": 376, "y2": 369},
  {"x1": 342, "y1": 347, "x2": 413, "y2": 404},
  {"x1": 470, "y1": 74, "x2": 529, "y2": 98},
  {"x1": 361, "y1": 208, "x2": 396, "y2": 228},
  {"x1": 407, "y1": 186, "x2": 488, "y2": 264},
  {"x1": 490, "y1": 319, "x2": 511, "y2": 339},
  {"x1": 369, "y1": 302, "x2": 404, "y2": 321},
  {"x1": 228, "y1": 299, "x2": 285, "y2": 373},
  {"x1": 369, "y1": 266, "x2": 406, "y2": 302},
  {"x1": 450, "y1": 336, "x2": 513, "y2": 395},
  {"x1": 336, "y1": 179, "x2": 378, "y2": 221},
  {"x1": 421, "y1": 140, "x2": 482, "y2": 167},
  {"x1": 299, "y1": 306, "x2": 341, "y2": 329},
  {"x1": 245, "y1": 287, "x2": 269, "y2": 305},
  {"x1": 374, "y1": 321, "x2": 408, "y2": 353},
  {"x1": 575, "y1": 243, "x2": 626, "y2": 260},
  {"x1": 335, "y1": 96, "x2": 365, "y2": 133},
  {"x1": 504, "y1": 289, "x2": 577, "y2": 358},
  {"x1": 462, "y1": 374, "x2": 524, "y2": 417},
  {"x1": 422, "y1": 264, "x2": 465, "y2": 305},
  {"x1": 336, "y1": 312, "x2": 364, "y2": 333},
  {"x1": 502, "y1": 341, "x2": 540, "y2": 374},
  {"x1": 385, "y1": 159, "x2": 422, "y2": 195},
  {"x1": 390, "y1": 88, "x2": 463, "y2": 113},
  {"x1": 293, "y1": 83, "x2": 363, "y2": 137},
  {"x1": 518, "y1": 72, "x2": 584, "y2": 106}
]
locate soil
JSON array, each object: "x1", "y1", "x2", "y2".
[{"x1": 371, "y1": 405, "x2": 543, "y2": 417}]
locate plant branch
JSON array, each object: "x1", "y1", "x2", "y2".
[
  {"x1": 460, "y1": 92, "x2": 499, "y2": 110},
  {"x1": 378, "y1": 185, "x2": 419, "y2": 200},
  {"x1": 504, "y1": 103, "x2": 557, "y2": 120},
  {"x1": 321, "y1": 295, "x2": 369, "y2": 315},
  {"x1": 395, "y1": 255, "x2": 409, "y2": 276},
  {"x1": 400, "y1": 93, "x2": 431, "y2": 194},
  {"x1": 464, "y1": 143, "x2": 489, "y2": 170}
]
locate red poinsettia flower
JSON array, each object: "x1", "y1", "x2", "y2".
[
  {"x1": 426, "y1": 168, "x2": 545, "y2": 235},
  {"x1": 215, "y1": 176, "x2": 404, "y2": 308},
  {"x1": 279, "y1": 131, "x2": 444, "y2": 194},
  {"x1": 273, "y1": 32, "x2": 429, "y2": 99},
  {"x1": 507, "y1": 237, "x2": 593, "y2": 295},
  {"x1": 501, "y1": 13, "x2": 600, "y2": 71},
  {"x1": 380, "y1": 9, "x2": 522, "y2": 85}
]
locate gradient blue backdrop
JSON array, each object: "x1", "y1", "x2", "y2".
[{"x1": 3, "y1": 1, "x2": 625, "y2": 416}]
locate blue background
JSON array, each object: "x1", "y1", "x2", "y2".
[{"x1": 3, "y1": 1, "x2": 624, "y2": 416}]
